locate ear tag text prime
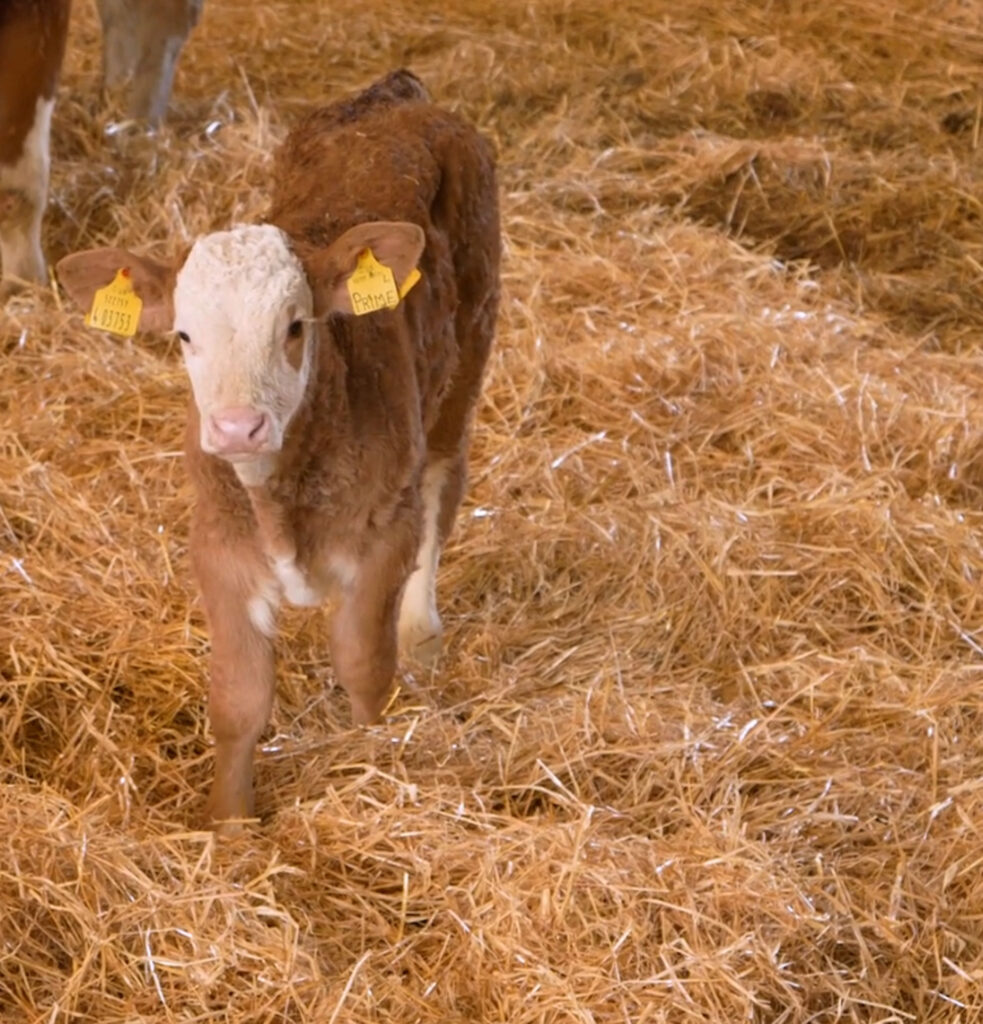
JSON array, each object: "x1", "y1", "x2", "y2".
[
  {"x1": 347, "y1": 248, "x2": 400, "y2": 315},
  {"x1": 85, "y1": 268, "x2": 142, "y2": 338}
]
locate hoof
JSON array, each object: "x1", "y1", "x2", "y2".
[
  {"x1": 207, "y1": 813, "x2": 256, "y2": 838},
  {"x1": 398, "y1": 616, "x2": 443, "y2": 667},
  {"x1": 204, "y1": 787, "x2": 256, "y2": 836}
]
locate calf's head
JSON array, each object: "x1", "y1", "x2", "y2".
[
  {"x1": 57, "y1": 220, "x2": 425, "y2": 481},
  {"x1": 174, "y1": 225, "x2": 314, "y2": 464}
]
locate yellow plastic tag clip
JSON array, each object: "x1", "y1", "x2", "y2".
[
  {"x1": 85, "y1": 268, "x2": 142, "y2": 338},
  {"x1": 398, "y1": 267, "x2": 422, "y2": 299}
]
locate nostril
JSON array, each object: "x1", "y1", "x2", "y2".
[{"x1": 248, "y1": 413, "x2": 268, "y2": 440}]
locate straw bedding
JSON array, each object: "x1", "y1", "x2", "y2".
[{"x1": 3, "y1": 0, "x2": 983, "y2": 1020}]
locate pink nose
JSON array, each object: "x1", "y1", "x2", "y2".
[{"x1": 207, "y1": 407, "x2": 271, "y2": 454}]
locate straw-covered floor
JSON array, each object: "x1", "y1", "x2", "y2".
[{"x1": 3, "y1": 0, "x2": 983, "y2": 1020}]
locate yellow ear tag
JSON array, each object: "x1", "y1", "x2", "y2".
[
  {"x1": 398, "y1": 267, "x2": 422, "y2": 299},
  {"x1": 347, "y1": 248, "x2": 400, "y2": 316},
  {"x1": 85, "y1": 268, "x2": 142, "y2": 338}
]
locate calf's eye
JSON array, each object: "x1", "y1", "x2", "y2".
[
  {"x1": 177, "y1": 331, "x2": 190, "y2": 343},
  {"x1": 287, "y1": 320, "x2": 304, "y2": 339}
]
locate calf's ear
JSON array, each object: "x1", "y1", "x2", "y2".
[
  {"x1": 56, "y1": 247, "x2": 178, "y2": 333},
  {"x1": 305, "y1": 221, "x2": 425, "y2": 317}
]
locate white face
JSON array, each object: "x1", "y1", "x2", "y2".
[{"x1": 173, "y1": 225, "x2": 314, "y2": 473}]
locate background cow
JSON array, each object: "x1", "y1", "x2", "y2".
[
  {"x1": 0, "y1": 0, "x2": 202, "y2": 296},
  {"x1": 96, "y1": 0, "x2": 203, "y2": 123}
]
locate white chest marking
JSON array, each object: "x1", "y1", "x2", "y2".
[
  {"x1": 327, "y1": 552, "x2": 359, "y2": 590},
  {"x1": 273, "y1": 555, "x2": 322, "y2": 607}
]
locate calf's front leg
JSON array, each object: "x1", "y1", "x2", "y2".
[
  {"x1": 204, "y1": 612, "x2": 275, "y2": 830},
  {"x1": 193, "y1": 537, "x2": 277, "y2": 831}
]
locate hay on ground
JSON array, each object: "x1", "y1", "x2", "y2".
[{"x1": 3, "y1": 0, "x2": 983, "y2": 1020}]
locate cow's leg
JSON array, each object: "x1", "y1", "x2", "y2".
[
  {"x1": 96, "y1": 0, "x2": 201, "y2": 122},
  {"x1": 192, "y1": 533, "x2": 278, "y2": 832},
  {"x1": 332, "y1": 526, "x2": 416, "y2": 724},
  {"x1": 204, "y1": 603, "x2": 276, "y2": 831},
  {"x1": 397, "y1": 454, "x2": 466, "y2": 666},
  {"x1": 0, "y1": 98, "x2": 53, "y2": 292},
  {"x1": 0, "y1": 0, "x2": 69, "y2": 294}
]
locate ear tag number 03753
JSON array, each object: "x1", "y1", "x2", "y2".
[
  {"x1": 85, "y1": 268, "x2": 142, "y2": 338},
  {"x1": 347, "y1": 248, "x2": 421, "y2": 316}
]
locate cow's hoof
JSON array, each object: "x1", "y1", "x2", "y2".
[{"x1": 399, "y1": 617, "x2": 443, "y2": 667}]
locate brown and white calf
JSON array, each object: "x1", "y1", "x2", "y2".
[
  {"x1": 57, "y1": 70, "x2": 501, "y2": 830},
  {"x1": 0, "y1": 0, "x2": 201, "y2": 294}
]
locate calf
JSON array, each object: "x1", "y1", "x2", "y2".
[
  {"x1": 0, "y1": 0, "x2": 201, "y2": 294},
  {"x1": 57, "y1": 70, "x2": 501, "y2": 831}
]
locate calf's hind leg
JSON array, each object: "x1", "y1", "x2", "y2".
[
  {"x1": 397, "y1": 456, "x2": 465, "y2": 666},
  {"x1": 397, "y1": 274, "x2": 498, "y2": 666}
]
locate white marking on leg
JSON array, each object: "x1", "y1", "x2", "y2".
[
  {"x1": 273, "y1": 554, "x2": 321, "y2": 607},
  {"x1": 328, "y1": 552, "x2": 359, "y2": 590},
  {"x1": 398, "y1": 460, "x2": 446, "y2": 663},
  {"x1": 247, "y1": 580, "x2": 280, "y2": 639},
  {"x1": 0, "y1": 96, "x2": 54, "y2": 285}
]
